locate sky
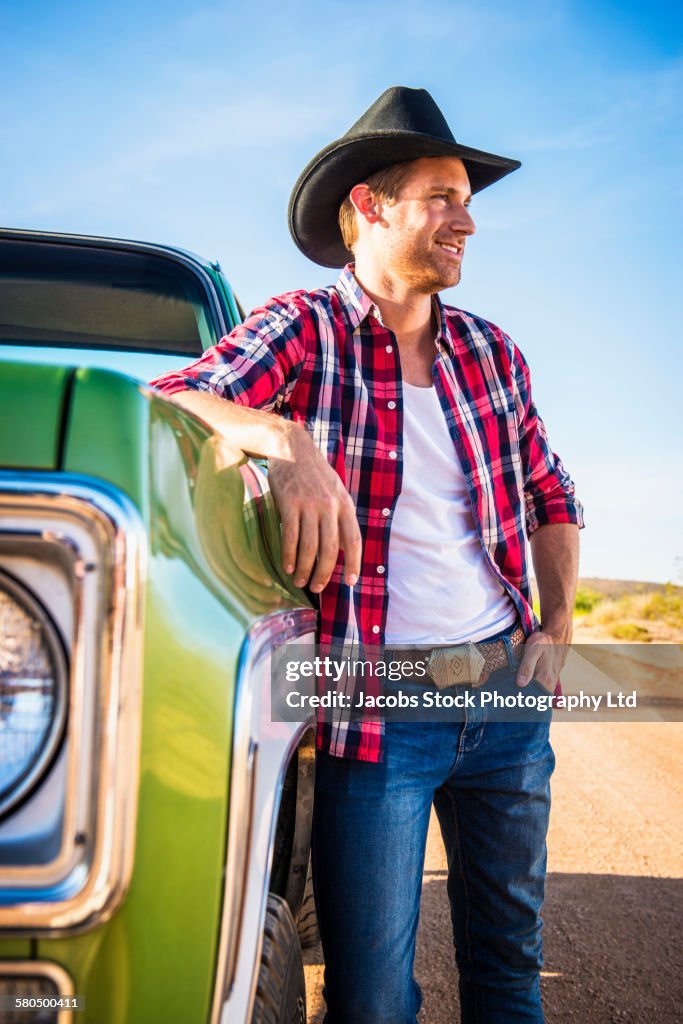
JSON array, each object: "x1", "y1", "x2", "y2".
[{"x1": 1, "y1": 0, "x2": 681, "y2": 583}]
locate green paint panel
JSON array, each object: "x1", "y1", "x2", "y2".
[
  {"x1": 37, "y1": 393, "x2": 249, "y2": 1023},
  {"x1": 63, "y1": 368, "x2": 151, "y2": 519},
  {"x1": 0, "y1": 362, "x2": 71, "y2": 468},
  {"x1": 24, "y1": 383, "x2": 310, "y2": 1022},
  {"x1": 213, "y1": 269, "x2": 243, "y2": 331},
  {"x1": 0, "y1": 940, "x2": 32, "y2": 957},
  {"x1": 38, "y1": 575, "x2": 237, "y2": 1023}
]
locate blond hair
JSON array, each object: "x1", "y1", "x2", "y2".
[{"x1": 338, "y1": 160, "x2": 415, "y2": 253}]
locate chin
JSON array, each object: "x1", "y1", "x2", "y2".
[
  {"x1": 424, "y1": 259, "x2": 461, "y2": 291},
  {"x1": 439, "y1": 261, "x2": 462, "y2": 287},
  {"x1": 427, "y1": 270, "x2": 461, "y2": 293},
  {"x1": 393, "y1": 255, "x2": 460, "y2": 293}
]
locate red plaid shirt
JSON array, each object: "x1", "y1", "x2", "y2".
[{"x1": 151, "y1": 265, "x2": 583, "y2": 762}]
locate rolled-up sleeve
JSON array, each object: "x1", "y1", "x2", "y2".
[
  {"x1": 149, "y1": 297, "x2": 308, "y2": 413},
  {"x1": 512, "y1": 343, "x2": 585, "y2": 536}
]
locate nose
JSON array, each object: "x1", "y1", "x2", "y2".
[{"x1": 452, "y1": 204, "x2": 476, "y2": 237}]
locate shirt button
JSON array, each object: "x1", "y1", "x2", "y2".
[
  {"x1": 377, "y1": 565, "x2": 385, "y2": 574},
  {"x1": 388, "y1": 450, "x2": 397, "y2": 460},
  {"x1": 385, "y1": 344, "x2": 393, "y2": 354},
  {"x1": 372, "y1": 625, "x2": 380, "y2": 634},
  {"x1": 382, "y1": 507, "x2": 391, "y2": 517},
  {"x1": 388, "y1": 400, "x2": 396, "y2": 410}
]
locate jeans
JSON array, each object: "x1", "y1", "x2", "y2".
[{"x1": 311, "y1": 651, "x2": 555, "y2": 1023}]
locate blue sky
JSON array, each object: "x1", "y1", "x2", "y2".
[{"x1": 2, "y1": 0, "x2": 681, "y2": 582}]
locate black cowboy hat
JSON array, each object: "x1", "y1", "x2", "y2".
[{"x1": 288, "y1": 86, "x2": 521, "y2": 268}]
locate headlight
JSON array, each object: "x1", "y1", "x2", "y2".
[{"x1": 0, "y1": 570, "x2": 68, "y2": 818}]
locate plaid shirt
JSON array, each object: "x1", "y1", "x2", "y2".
[{"x1": 151, "y1": 265, "x2": 583, "y2": 762}]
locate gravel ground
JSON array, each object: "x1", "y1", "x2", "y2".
[{"x1": 304, "y1": 720, "x2": 683, "y2": 1022}]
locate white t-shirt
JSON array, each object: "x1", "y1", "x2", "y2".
[{"x1": 385, "y1": 382, "x2": 517, "y2": 645}]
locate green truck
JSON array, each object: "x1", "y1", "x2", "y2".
[{"x1": 0, "y1": 227, "x2": 316, "y2": 1023}]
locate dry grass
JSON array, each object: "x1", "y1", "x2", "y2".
[
  {"x1": 572, "y1": 583, "x2": 683, "y2": 643},
  {"x1": 527, "y1": 578, "x2": 683, "y2": 643}
]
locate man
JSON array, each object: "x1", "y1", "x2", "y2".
[{"x1": 152, "y1": 87, "x2": 583, "y2": 1023}]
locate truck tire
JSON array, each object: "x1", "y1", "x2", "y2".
[
  {"x1": 252, "y1": 893, "x2": 306, "y2": 1024},
  {"x1": 296, "y1": 865, "x2": 320, "y2": 949}
]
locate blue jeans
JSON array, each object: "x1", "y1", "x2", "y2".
[{"x1": 312, "y1": 661, "x2": 554, "y2": 1023}]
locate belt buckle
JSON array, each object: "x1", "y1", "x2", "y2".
[{"x1": 426, "y1": 642, "x2": 486, "y2": 690}]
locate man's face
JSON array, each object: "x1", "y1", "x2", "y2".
[{"x1": 375, "y1": 156, "x2": 475, "y2": 293}]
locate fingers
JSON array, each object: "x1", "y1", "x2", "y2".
[
  {"x1": 293, "y1": 508, "x2": 319, "y2": 588},
  {"x1": 309, "y1": 506, "x2": 340, "y2": 593},
  {"x1": 292, "y1": 501, "x2": 360, "y2": 592},
  {"x1": 530, "y1": 671, "x2": 557, "y2": 694},
  {"x1": 516, "y1": 644, "x2": 542, "y2": 688},
  {"x1": 269, "y1": 451, "x2": 362, "y2": 592},
  {"x1": 280, "y1": 508, "x2": 301, "y2": 577},
  {"x1": 339, "y1": 497, "x2": 362, "y2": 586},
  {"x1": 517, "y1": 637, "x2": 563, "y2": 692}
]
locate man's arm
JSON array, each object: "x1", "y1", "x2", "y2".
[
  {"x1": 168, "y1": 389, "x2": 362, "y2": 593},
  {"x1": 506, "y1": 336, "x2": 583, "y2": 689},
  {"x1": 510, "y1": 340, "x2": 584, "y2": 535},
  {"x1": 516, "y1": 522, "x2": 580, "y2": 691}
]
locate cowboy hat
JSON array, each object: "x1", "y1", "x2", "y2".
[{"x1": 288, "y1": 86, "x2": 521, "y2": 268}]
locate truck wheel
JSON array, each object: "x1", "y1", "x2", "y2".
[
  {"x1": 296, "y1": 864, "x2": 320, "y2": 949},
  {"x1": 252, "y1": 893, "x2": 306, "y2": 1024}
]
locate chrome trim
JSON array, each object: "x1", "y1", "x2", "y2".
[
  {"x1": 0, "y1": 569, "x2": 69, "y2": 818},
  {"x1": 281, "y1": 729, "x2": 315, "y2": 920},
  {"x1": 210, "y1": 607, "x2": 316, "y2": 1024},
  {"x1": 0, "y1": 473, "x2": 146, "y2": 933},
  {"x1": 224, "y1": 736, "x2": 258, "y2": 992},
  {"x1": 244, "y1": 722, "x2": 315, "y2": 1021},
  {"x1": 0, "y1": 960, "x2": 75, "y2": 1022}
]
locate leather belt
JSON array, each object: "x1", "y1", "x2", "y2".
[{"x1": 386, "y1": 625, "x2": 526, "y2": 690}]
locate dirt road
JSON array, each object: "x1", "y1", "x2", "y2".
[{"x1": 304, "y1": 719, "x2": 683, "y2": 1022}]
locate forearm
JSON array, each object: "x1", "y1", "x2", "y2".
[
  {"x1": 166, "y1": 388, "x2": 362, "y2": 588},
  {"x1": 168, "y1": 388, "x2": 300, "y2": 461},
  {"x1": 530, "y1": 523, "x2": 580, "y2": 642}
]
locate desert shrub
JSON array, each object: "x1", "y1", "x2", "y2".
[
  {"x1": 609, "y1": 622, "x2": 651, "y2": 641},
  {"x1": 641, "y1": 585, "x2": 683, "y2": 627},
  {"x1": 573, "y1": 583, "x2": 683, "y2": 640},
  {"x1": 574, "y1": 587, "x2": 603, "y2": 614},
  {"x1": 591, "y1": 594, "x2": 635, "y2": 625}
]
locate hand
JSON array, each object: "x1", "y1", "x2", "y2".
[
  {"x1": 194, "y1": 436, "x2": 285, "y2": 610},
  {"x1": 267, "y1": 428, "x2": 362, "y2": 593},
  {"x1": 516, "y1": 628, "x2": 570, "y2": 693}
]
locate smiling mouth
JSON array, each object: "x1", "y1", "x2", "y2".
[{"x1": 436, "y1": 241, "x2": 463, "y2": 260}]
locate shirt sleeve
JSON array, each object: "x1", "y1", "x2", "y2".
[
  {"x1": 149, "y1": 295, "x2": 309, "y2": 413},
  {"x1": 511, "y1": 341, "x2": 585, "y2": 536}
]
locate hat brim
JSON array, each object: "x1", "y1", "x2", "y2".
[{"x1": 288, "y1": 131, "x2": 521, "y2": 268}]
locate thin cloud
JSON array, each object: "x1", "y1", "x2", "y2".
[{"x1": 519, "y1": 59, "x2": 683, "y2": 153}]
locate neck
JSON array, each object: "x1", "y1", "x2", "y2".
[{"x1": 352, "y1": 262, "x2": 434, "y2": 344}]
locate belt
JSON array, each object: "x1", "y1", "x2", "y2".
[{"x1": 386, "y1": 624, "x2": 526, "y2": 690}]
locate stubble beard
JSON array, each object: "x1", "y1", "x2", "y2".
[{"x1": 389, "y1": 240, "x2": 462, "y2": 295}]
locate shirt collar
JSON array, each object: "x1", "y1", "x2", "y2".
[
  {"x1": 337, "y1": 264, "x2": 375, "y2": 328},
  {"x1": 336, "y1": 263, "x2": 456, "y2": 356},
  {"x1": 431, "y1": 292, "x2": 456, "y2": 356}
]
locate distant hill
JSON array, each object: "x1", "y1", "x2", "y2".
[
  {"x1": 526, "y1": 578, "x2": 683, "y2": 643},
  {"x1": 577, "y1": 578, "x2": 683, "y2": 599},
  {"x1": 529, "y1": 577, "x2": 682, "y2": 603}
]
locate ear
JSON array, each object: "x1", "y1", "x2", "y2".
[{"x1": 349, "y1": 183, "x2": 383, "y2": 226}]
